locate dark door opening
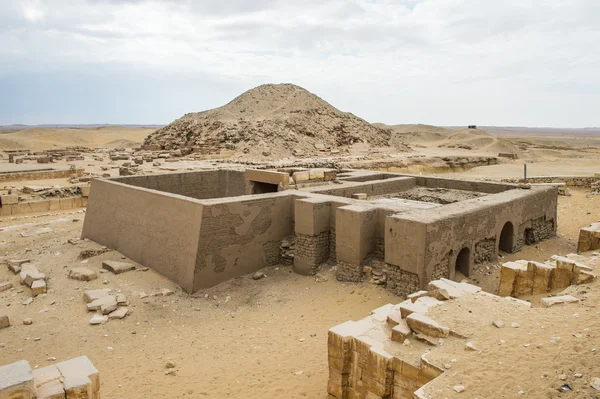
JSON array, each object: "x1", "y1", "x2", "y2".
[
  {"x1": 455, "y1": 247, "x2": 470, "y2": 277},
  {"x1": 251, "y1": 181, "x2": 279, "y2": 194},
  {"x1": 499, "y1": 222, "x2": 514, "y2": 253}
]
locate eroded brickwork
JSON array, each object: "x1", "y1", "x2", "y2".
[
  {"x1": 474, "y1": 238, "x2": 496, "y2": 264},
  {"x1": 263, "y1": 240, "x2": 283, "y2": 266},
  {"x1": 384, "y1": 264, "x2": 420, "y2": 297},
  {"x1": 295, "y1": 231, "x2": 330, "y2": 273},
  {"x1": 525, "y1": 217, "x2": 555, "y2": 244},
  {"x1": 431, "y1": 254, "x2": 450, "y2": 280},
  {"x1": 336, "y1": 261, "x2": 363, "y2": 282},
  {"x1": 373, "y1": 237, "x2": 385, "y2": 260},
  {"x1": 329, "y1": 230, "x2": 337, "y2": 262}
]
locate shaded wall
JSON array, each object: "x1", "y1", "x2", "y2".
[
  {"x1": 113, "y1": 170, "x2": 251, "y2": 199},
  {"x1": 81, "y1": 179, "x2": 204, "y2": 292}
]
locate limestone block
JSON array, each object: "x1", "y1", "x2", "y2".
[
  {"x1": 541, "y1": 295, "x2": 579, "y2": 308},
  {"x1": 68, "y1": 268, "x2": 98, "y2": 282},
  {"x1": 398, "y1": 300, "x2": 428, "y2": 319},
  {"x1": 116, "y1": 294, "x2": 127, "y2": 306},
  {"x1": 391, "y1": 320, "x2": 411, "y2": 342},
  {"x1": 0, "y1": 313, "x2": 10, "y2": 329},
  {"x1": 62, "y1": 373, "x2": 91, "y2": 399},
  {"x1": 514, "y1": 262, "x2": 534, "y2": 296},
  {"x1": 0, "y1": 282, "x2": 13, "y2": 292},
  {"x1": 530, "y1": 261, "x2": 554, "y2": 294},
  {"x1": 292, "y1": 171, "x2": 310, "y2": 182},
  {"x1": 386, "y1": 310, "x2": 402, "y2": 327},
  {"x1": 37, "y1": 379, "x2": 66, "y2": 399},
  {"x1": 0, "y1": 360, "x2": 36, "y2": 398},
  {"x1": 31, "y1": 280, "x2": 47, "y2": 296},
  {"x1": 20, "y1": 265, "x2": 46, "y2": 287},
  {"x1": 551, "y1": 256, "x2": 577, "y2": 289},
  {"x1": 309, "y1": 169, "x2": 325, "y2": 180},
  {"x1": 101, "y1": 260, "x2": 135, "y2": 274},
  {"x1": 351, "y1": 193, "x2": 367, "y2": 200},
  {"x1": 407, "y1": 290, "x2": 429, "y2": 303},
  {"x1": 576, "y1": 270, "x2": 595, "y2": 284},
  {"x1": 87, "y1": 296, "x2": 117, "y2": 314},
  {"x1": 0, "y1": 194, "x2": 18, "y2": 205},
  {"x1": 498, "y1": 262, "x2": 521, "y2": 296},
  {"x1": 57, "y1": 356, "x2": 100, "y2": 394},
  {"x1": 83, "y1": 289, "x2": 111, "y2": 303},
  {"x1": 89, "y1": 314, "x2": 108, "y2": 325},
  {"x1": 427, "y1": 280, "x2": 463, "y2": 299},
  {"x1": 405, "y1": 313, "x2": 450, "y2": 338},
  {"x1": 33, "y1": 365, "x2": 62, "y2": 388},
  {"x1": 577, "y1": 223, "x2": 600, "y2": 253},
  {"x1": 108, "y1": 307, "x2": 129, "y2": 319}
]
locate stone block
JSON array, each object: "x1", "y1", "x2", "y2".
[
  {"x1": 33, "y1": 365, "x2": 62, "y2": 388},
  {"x1": 0, "y1": 313, "x2": 10, "y2": 329},
  {"x1": 245, "y1": 169, "x2": 290, "y2": 189},
  {"x1": 57, "y1": 356, "x2": 100, "y2": 394},
  {"x1": 541, "y1": 295, "x2": 579, "y2": 307},
  {"x1": 530, "y1": 261, "x2": 554, "y2": 294},
  {"x1": 0, "y1": 194, "x2": 18, "y2": 205},
  {"x1": 405, "y1": 313, "x2": 450, "y2": 338},
  {"x1": 108, "y1": 307, "x2": 129, "y2": 319},
  {"x1": 101, "y1": 260, "x2": 135, "y2": 274},
  {"x1": 20, "y1": 265, "x2": 46, "y2": 287},
  {"x1": 0, "y1": 360, "x2": 36, "y2": 398},
  {"x1": 87, "y1": 295, "x2": 117, "y2": 314},
  {"x1": 292, "y1": 171, "x2": 310, "y2": 182},
  {"x1": 351, "y1": 193, "x2": 368, "y2": 200},
  {"x1": 31, "y1": 280, "x2": 47, "y2": 296},
  {"x1": 89, "y1": 313, "x2": 108, "y2": 325},
  {"x1": 0, "y1": 282, "x2": 13, "y2": 292},
  {"x1": 398, "y1": 300, "x2": 428, "y2": 319},
  {"x1": 391, "y1": 320, "x2": 411, "y2": 342},
  {"x1": 68, "y1": 268, "x2": 98, "y2": 282},
  {"x1": 514, "y1": 262, "x2": 534, "y2": 296},
  {"x1": 309, "y1": 169, "x2": 325, "y2": 180},
  {"x1": 36, "y1": 379, "x2": 66, "y2": 399},
  {"x1": 498, "y1": 262, "x2": 521, "y2": 296},
  {"x1": 83, "y1": 289, "x2": 111, "y2": 303}
]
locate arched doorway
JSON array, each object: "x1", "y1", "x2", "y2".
[
  {"x1": 499, "y1": 222, "x2": 514, "y2": 253},
  {"x1": 455, "y1": 247, "x2": 470, "y2": 277}
]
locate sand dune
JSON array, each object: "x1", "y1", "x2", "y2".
[{"x1": 0, "y1": 126, "x2": 155, "y2": 151}]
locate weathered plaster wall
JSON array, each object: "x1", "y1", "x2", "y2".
[
  {"x1": 113, "y1": 169, "x2": 251, "y2": 199},
  {"x1": 192, "y1": 192, "x2": 294, "y2": 291},
  {"x1": 81, "y1": 179, "x2": 203, "y2": 292},
  {"x1": 413, "y1": 176, "x2": 516, "y2": 194}
]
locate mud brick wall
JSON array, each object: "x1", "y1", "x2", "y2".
[
  {"x1": 263, "y1": 240, "x2": 284, "y2": 266},
  {"x1": 373, "y1": 237, "x2": 385, "y2": 260},
  {"x1": 525, "y1": 216, "x2": 555, "y2": 244},
  {"x1": 295, "y1": 232, "x2": 330, "y2": 274},
  {"x1": 193, "y1": 194, "x2": 293, "y2": 291},
  {"x1": 384, "y1": 264, "x2": 420, "y2": 297},
  {"x1": 474, "y1": 238, "x2": 496, "y2": 264},
  {"x1": 430, "y1": 253, "x2": 450, "y2": 280},
  {"x1": 0, "y1": 168, "x2": 84, "y2": 183},
  {"x1": 329, "y1": 230, "x2": 337, "y2": 261},
  {"x1": 503, "y1": 176, "x2": 599, "y2": 188},
  {"x1": 336, "y1": 261, "x2": 363, "y2": 282}
]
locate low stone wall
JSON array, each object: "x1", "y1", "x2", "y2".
[
  {"x1": 578, "y1": 223, "x2": 600, "y2": 253},
  {"x1": 0, "y1": 196, "x2": 87, "y2": 216},
  {"x1": 502, "y1": 175, "x2": 599, "y2": 188},
  {"x1": 498, "y1": 256, "x2": 594, "y2": 297},
  {"x1": 0, "y1": 168, "x2": 84, "y2": 183},
  {"x1": 0, "y1": 356, "x2": 100, "y2": 399}
]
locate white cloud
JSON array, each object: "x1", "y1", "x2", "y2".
[{"x1": 0, "y1": 0, "x2": 599, "y2": 126}]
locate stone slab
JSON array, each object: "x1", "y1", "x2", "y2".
[{"x1": 101, "y1": 260, "x2": 135, "y2": 274}]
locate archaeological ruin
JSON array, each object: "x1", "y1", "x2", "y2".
[{"x1": 82, "y1": 168, "x2": 558, "y2": 294}]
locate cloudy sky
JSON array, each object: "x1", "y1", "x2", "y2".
[{"x1": 1, "y1": 0, "x2": 598, "y2": 127}]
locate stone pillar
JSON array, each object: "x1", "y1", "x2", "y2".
[
  {"x1": 335, "y1": 205, "x2": 377, "y2": 282},
  {"x1": 293, "y1": 197, "x2": 331, "y2": 275}
]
